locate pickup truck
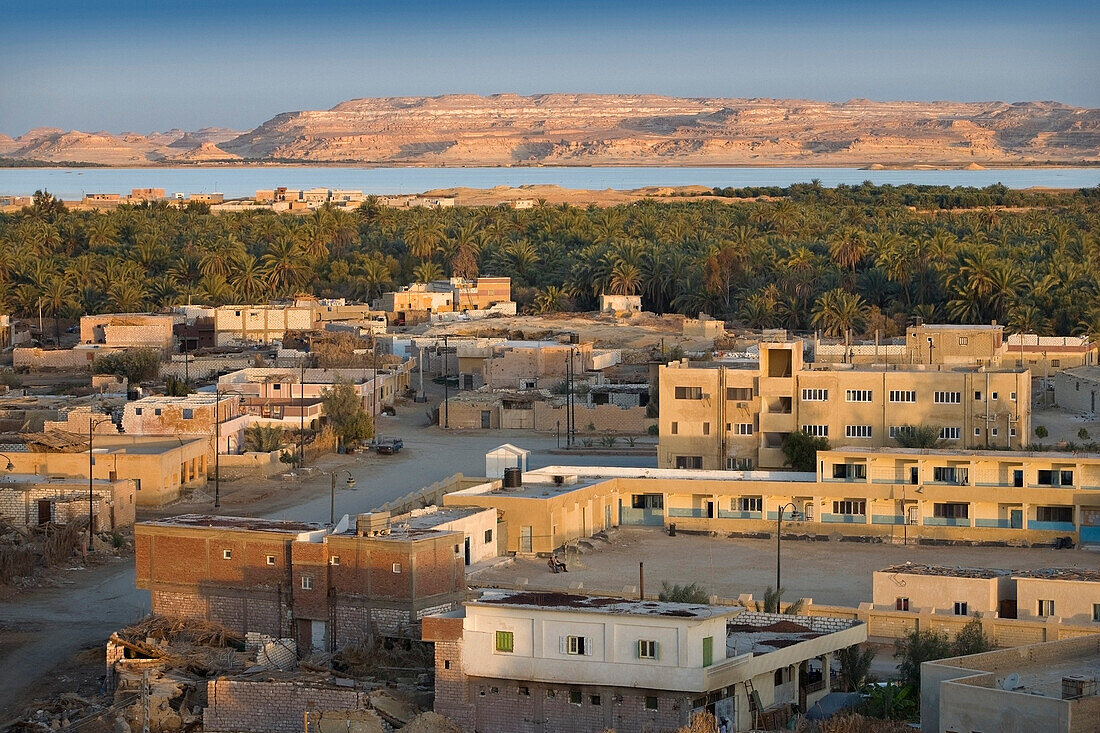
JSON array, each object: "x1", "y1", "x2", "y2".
[{"x1": 374, "y1": 437, "x2": 403, "y2": 455}]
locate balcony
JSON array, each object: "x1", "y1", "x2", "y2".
[
  {"x1": 923, "y1": 517, "x2": 971, "y2": 527},
  {"x1": 718, "y1": 510, "x2": 762, "y2": 519},
  {"x1": 822, "y1": 514, "x2": 867, "y2": 524},
  {"x1": 871, "y1": 514, "x2": 905, "y2": 525},
  {"x1": 1028, "y1": 521, "x2": 1075, "y2": 532},
  {"x1": 974, "y1": 518, "x2": 1013, "y2": 529},
  {"x1": 759, "y1": 412, "x2": 795, "y2": 433}
]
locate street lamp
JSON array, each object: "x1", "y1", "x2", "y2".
[
  {"x1": 87, "y1": 414, "x2": 114, "y2": 557},
  {"x1": 775, "y1": 501, "x2": 802, "y2": 602},
  {"x1": 214, "y1": 388, "x2": 246, "y2": 509},
  {"x1": 328, "y1": 470, "x2": 356, "y2": 525},
  {"x1": 0, "y1": 453, "x2": 14, "y2": 471}
]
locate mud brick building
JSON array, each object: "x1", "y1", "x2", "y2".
[{"x1": 136, "y1": 513, "x2": 467, "y2": 653}]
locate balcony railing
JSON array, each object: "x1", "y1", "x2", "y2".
[
  {"x1": 668, "y1": 507, "x2": 709, "y2": 518},
  {"x1": 821, "y1": 514, "x2": 867, "y2": 524},
  {"x1": 871, "y1": 515, "x2": 905, "y2": 525},
  {"x1": 718, "y1": 510, "x2": 762, "y2": 520},
  {"x1": 1028, "y1": 520, "x2": 1076, "y2": 532},
  {"x1": 974, "y1": 518, "x2": 1014, "y2": 529},
  {"x1": 923, "y1": 517, "x2": 971, "y2": 527}
]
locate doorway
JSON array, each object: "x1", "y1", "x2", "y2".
[
  {"x1": 37, "y1": 500, "x2": 51, "y2": 525},
  {"x1": 464, "y1": 537, "x2": 471, "y2": 565}
]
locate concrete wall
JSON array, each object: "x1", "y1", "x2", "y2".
[
  {"x1": 14, "y1": 346, "x2": 120, "y2": 372},
  {"x1": 1015, "y1": 577, "x2": 1100, "y2": 624},
  {"x1": 1054, "y1": 369, "x2": 1100, "y2": 415},
  {"x1": 203, "y1": 679, "x2": 373, "y2": 733},
  {"x1": 871, "y1": 571, "x2": 1012, "y2": 615},
  {"x1": 0, "y1": 479, "x2": 134, "y2": 530},
  {"x1": 80, "y1": 314, "x2": 174, "y2": 349}
]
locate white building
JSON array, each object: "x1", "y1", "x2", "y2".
[{"x1": 425, "y1": 590, "x2": 866, "y2": 732}]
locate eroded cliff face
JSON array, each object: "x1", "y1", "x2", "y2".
[{"x1": 5, "y1": 95, "x2": 1098, "y2": 166}]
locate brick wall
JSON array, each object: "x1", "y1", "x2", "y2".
[{"x1": 203, "y1": 679, "x2": 374, "y2": 733}]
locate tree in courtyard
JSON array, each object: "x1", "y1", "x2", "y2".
[
  {"x1": 781, "y1": 430, "x2": 829, "y2": 472},
  {"x1": 93, "y1": 349, "x2": 161, "y2": 384},
  {"x1": 164, "y1": 376, "x2": 192, "y2": 397},
  {"x1": 1034, "y1": 425, "x2": 1049, "y2": 444},
  {"x1": 321, "y1": 378, "x2": 375, "y2": 444},
  {"x1": 836, "y1": 644, "x2": 875, "y2": 691},
  {"x1": 754, "y1": 586, "x2": 805, "y2": 615},
  {"x1": 952, "y1": 617, "x2": 992, "y2": 656},
  {"x1": 243, "y1": 424, "x2": 288, "y2": 453},
  {"x1": 894, "y1": 628, "x2": 952, "y2": 690}
]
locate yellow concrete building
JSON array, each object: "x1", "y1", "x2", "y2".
[
  {"x1": 658, "y1": 341, "x2": 1031, "y2": 470},
  {"x1": 1013, "y1": 569, "x2": 1100, "y2": 625},
  {"x1": 442, "y1": 448, "x2": 1100, "y2": 553}
]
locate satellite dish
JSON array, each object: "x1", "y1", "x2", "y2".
[{"x1": 999, "y1": 673, "x2": 1021, "y2": 690}]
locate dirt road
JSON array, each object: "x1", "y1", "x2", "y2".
[{"x1": 0, "y1": 392, "x2": 655, "y2": 717}]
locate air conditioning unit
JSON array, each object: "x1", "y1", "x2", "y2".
[{"x1": 736, "y1": 402, "x2": 747, "y2": 408}]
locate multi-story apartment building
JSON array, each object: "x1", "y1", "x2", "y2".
[
  {"x1": 425, "y1": 589, "x2": 865, "y2": 733},
  {"x1": 211, "y1": 305, "x2": 313, "y2": 346},
  {"x1": 448, "y1": 451, "x2": 1100, "y2": 549},
  {"x1": 659, "y1": 341, "x2": 1031, "y2": 470}
]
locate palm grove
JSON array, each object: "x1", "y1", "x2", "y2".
[{"x1": 3, "y1": 184, "x2": 1100, "y2": 341}]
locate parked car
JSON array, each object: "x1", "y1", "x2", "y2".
[{"x1": 374, "y1": 437, "x2": 403, "y2": 455}]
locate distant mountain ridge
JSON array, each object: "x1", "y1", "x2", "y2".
[{"x1": 3, "y1": 95, "x2": 1097, "y2": 166}]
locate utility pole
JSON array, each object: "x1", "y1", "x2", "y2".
[
  {"x1": 565, "y1": 352, "x2": 572, "y2": 447},
  {"x1": 443, "y1": 335, "x2": 450, "y2": 429},
  {"x1": 87, "y1": 412, "x2": 112, "y2": 560},
  {"x1": 299, "y1": 352, "x2": 306, "y2": 469}
]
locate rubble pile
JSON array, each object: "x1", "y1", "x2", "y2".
[{"x1": 9, "y1": 692, "x2": 115, "y2": 732}]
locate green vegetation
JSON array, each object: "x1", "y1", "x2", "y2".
[
  {"x1": 321, "y1": 379, "x2": 374, "y2": 444},
  {"x1": 93, "y1": 348, "x2": 160, "y2": 384},
  {"x1": 781, "y1": 429, "x2": 829, "y2": 472},
  {"x1": 835, "y1": 644, "x2": 876, "y2": 691},
  {"x1": 243, "y1": 424, "x2": 288, "y2": 453},
  {"x1": 754, "y1": 586, "x2": 806, "y2": 614},
  {"x1": 164, "y1": 376, "x2": 193, "y2": 396},
  {"x1": 0, "y1": 158, "x2": 105, "y2": 168},
  {"x1": 2, "y1": 186, "x2": 1100, "y2": 342},
  {"x1": 657, "y1": 582, "x2": 709, "y2": 603},
  {"x1": 891, "y1": 424, "x2": 945, "y2": 449}
]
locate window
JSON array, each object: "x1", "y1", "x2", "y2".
[
  {"x1": 1061, "y1": 470, "x2": 1074, "y2": 486},
  {"x1": 518, "y1": 685, "x2": 528, "y2": 695},
  {"x1": 675, "y1": 386, "x2": 703, "y2": 400},
  {"x1": 565, "y1": 635, "x2": 587, "y2": 655},
  {"x1": 727, "y1": 387, "x2": 753, "y2": 401},
  {"x1": 1010, "y1": 392, "x2": 1017, "y2": 401},
  {"x1": 329, "y1": 556, "x2": 340, "y2": 566},
  {"x1": 632, "y1": 494, "x2": 663, "y2": 509},
  {"x1": 182, "y1": 408, "x2": 194, "y2": 419},
  {"x1": 974, "y1": 427, "x2": 982, "y2": 437},
  {"x1": 444, "y1": 660, "x2": 451, "y2": 670},
  {"x1": 727, "y1": 457, "x2": 754, "y2": 470},
  {"x1": 671, "y1": 422, "x2": 678, "y2": 435},
  {"x1": 896, "y1": 597, "x2": 910, "y2": 611},
  {"x1": 638, "y1": 640, "x2": 658, "y2": 659},
  {"x1": 940, "y1": 427, "x2": 961, "y2": 440},
  {"x1": 889, "y1": 390, "x2": 917, "y2": 403},
  {"x1": 644, "y1": 696, "x2": 659, "y2": 710},
  {"x1": 154, "y1": 408, "x2": 162, "y2": 416},
  {"x1": 832, "y1": 463, "x2": 866, "y2": 480},
  {"x1": 392, "y1": 562, "x2": 402, "y2": 573},
  {"x1": 802, "y1": 424, "x2": 829, "y2": 437},
  {"x1": 991, "y1": 428, "x2": 999, "y2": 437},
  {"x1": 733, "y1": 423, "x2": 753, "y2": 435},
  {"x1": 266, "y1": 555, "x2": 276, "y2": 566},
  {"x1": 954, "y1": 602, "x2": 968, "y2": 615},
  {"x1": 934, "y1": 503, "x2": 969, "y2": 519},
  {"x1": 273, "y1": 383, "x2": 281, "y2": 391},
  {"x1": 1038, "y1": 600, "x2": 1055, "y2": 618},
  {"x1": 590, "y1": 695, "x2": 602, "y2": 706},
  {"x1": 135, "y1": 408, "x2": 143, "y2": 416},
  {"x1": 932, "y1": 466, "x2": 967, "y2": 484},
  {"x1": 934, "y1": 391, "x2": 961, "y2": 404},
  {"x1": 675, "y1": 455, "x2": 703, "y2": 469},
  {"x1": 1037, "y1": 471, "x2": 1073, "y2": 487},
  {"x1": 775, "y1": 669, "x2": 784, "y2": 686},
  {"x1": 1010, "y1": 428, "x2": 1017, "y2": 437},
  {"x1": 569, "y1": 690, "x2": 582, "y2": 705},
  {"x1": 958, "y1": 336, "x2": 968, "y2": 346},
  {"x1": 1036, "y1": 506, "x2": 1073, "y2": 523},
  {"x1": 801, "y1": 388, "x2": 829, "y2": 402},
  {"x1": 846, "y1": 389, "x2": 873, "y2": 402},
  {"x1": 702, "y1": 422, "x2": 710, "y2": 436},
  {"x1": 832, "y1": 500, "x2": 866, "y2": 515},
  {"x1": 222, "y1": 549, "x2": 232, "y2": 560},
  {"x1": 1051, "y1": 359, "x2": 1061, "y2": 367},
  {"x1": 737, "y1": 497, "x2": 763, "y2": 512},
  {"x1": 1093, "y1": 604, "x2": 1100, "y2": 622},
  {"x1": 974, "y1": 391, "x2": 982, "y2": 401},
  {"x1": 301, "y1": 575, "x2": 313, "y2": 590},
  {"x1": 495, "y1": 630, "x2": 514, "y2": 653},
  {"x1": 485, "y1": 529, "x2": 493, "y2": 544},
  {"x1": 991, "y1": 392, "x2": 998, "y2": 400},
  {"x1": 845, "y1": 425, "x2": 872, "y2": 438},
  {"x1": 890, "y1": 425, "x2": 915, "y2": 440}
]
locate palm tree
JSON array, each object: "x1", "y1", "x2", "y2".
[
  {"x1": 412, "y1": 260, "x2": 444, "y2": 283},
  {"x1": 261, "y1": 238, "x2": 307, "y2": 295},
  {"x1": 811, "y1": 288, "x2": 869, "y2": 337},
  {"x1": 608, "y1": 260, "x2": 643, "y2": 296},
  {"x1": 40, "y1": 274, "x2": 77, "y2": 343},
  {"x1": 229, "y1": 253, "x2": 266, "y2": 303},
  {"x1": 403, "y1": 217, "x2": 445, "y2": 261},
  {"x1": 532, "y1": 286, "x2": 573, "y2": 314}
]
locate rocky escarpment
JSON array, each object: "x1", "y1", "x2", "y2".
[{"x1": 4, "y1": 95, "x2": 1097, "y2": 166}]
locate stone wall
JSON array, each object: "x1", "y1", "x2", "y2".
[
  {"x1": 203, "y1": 679, "x2": 374, "y2": 733},
  {"x1": 533, "y1": 402, "x2": 653, "y2": 434}
]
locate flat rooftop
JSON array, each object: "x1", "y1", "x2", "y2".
[
  {"x1": 473, "y1": 589, "x2": 737, "y2": 620},
  {"x1": 1012, "y1": 568, "x2": 1100, "y2": 583},
  {"x1": 878, "y1": 563, "x2": 1010, "y2": 579},
  {"x1": 940, "y1": 637, "x2": 1100, "y2": 699},
  {"x1": 141, "y1": 514, "x2": 324, "y2": 534},
  {"x1": 0, "y1": 473, "x2": 118, "y2": 488},
  {"x1": 399, "y1": 506, "x2": 492, "y2": 530}
]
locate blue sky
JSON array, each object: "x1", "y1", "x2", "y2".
[{"x1": 1, "y1": 0, "x2": 1096, "y2": 135}]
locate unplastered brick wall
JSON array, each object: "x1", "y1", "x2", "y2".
[
  {"x1": 735, "y1": 611, "x2": 857, "y2": 634},
  {"x1": 203, "y1": 679, "x2": 378, "y2": 733}
]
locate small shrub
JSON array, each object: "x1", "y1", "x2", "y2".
[{"x1": 647, "y1": 424, "x2": 659, "y2": 436}]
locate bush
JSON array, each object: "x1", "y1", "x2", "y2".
[
  {"x1": 658, "y1": 582, "x2": 709, "y2": 603},
  {"x1": 647, "y1": 424, "x2": 659, "y2": 435},
  {"x1": 93, "y1": 348, "x2": 161, "y2": 384},
  {"x1": 781, "y1": 430, "x2": 829, "y2": 472},
  {"x1": 894, "y1": 628, "x2": 952, "y2": 689}
]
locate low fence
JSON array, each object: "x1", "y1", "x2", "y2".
[{"x1": 217, "y1": 450, "x2": 284, "y2": 479}]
